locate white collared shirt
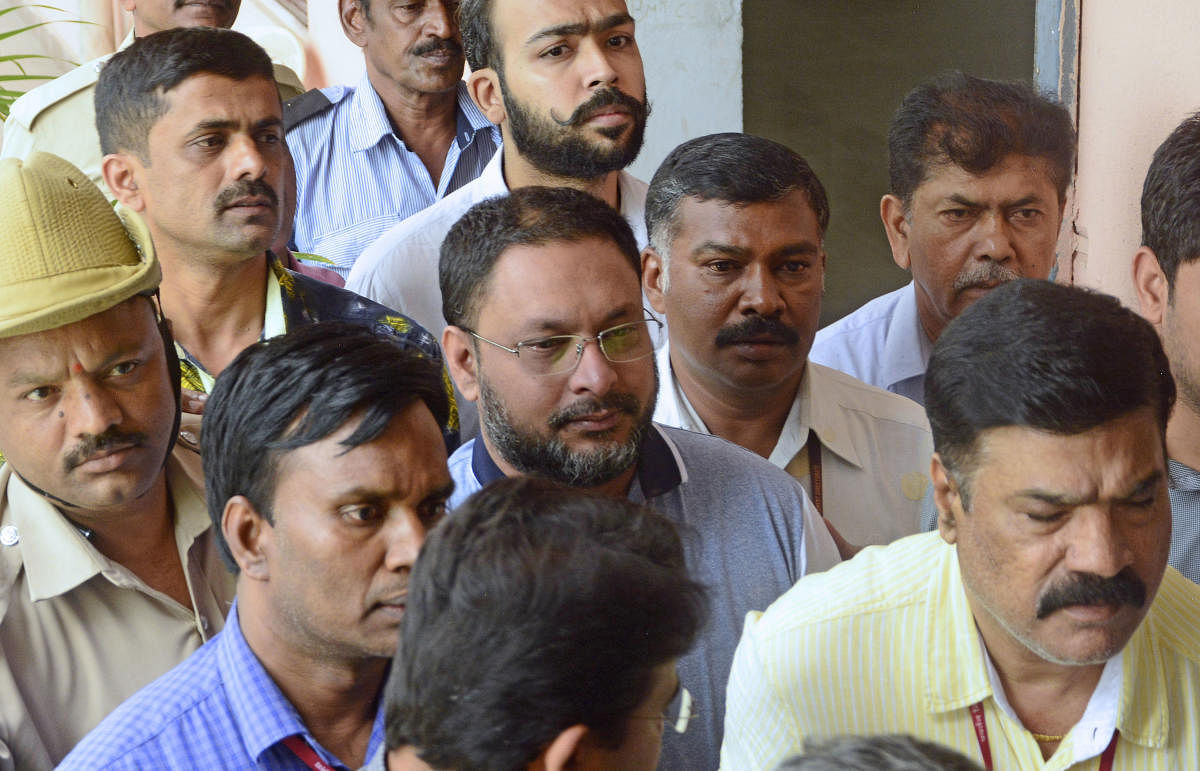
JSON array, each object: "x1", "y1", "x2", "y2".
[
  {"x1": 810, "y1": 281, "x2": 932, "y2": 405},
  {"x1": 654, "y1": 342, "x2": 934, "y2": 545},
  {"x1": 347, "y1": 150, "x2": 650, "y2": 343}
]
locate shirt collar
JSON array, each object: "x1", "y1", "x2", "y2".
[
  {"x1": 349, "y1": 76, "x2": 496, "y2": 154},
  {"x1": 1168, "y1": 457, "x2": 1200, "y2": 491},
  {"x1": 469, "y1": 423, "x2": 683, "y2": 499},
  {"x1": 654, "y1": 341, "x2": 862, "y2": 470},
  {"x1": 220, "y1": 601, "x2": 386, "y2": 767},
  {"x1": 6, "y1": 451, "x2": 210, "y2": 602},
  {"x1": 880, "y1": 282, "x2": 933, "y2": 391},
  {"x1": 923, "y1": 540, "x2": 993, "y2": 714},
  {"x1": 348, "y1": 72, "x2": 399, "y2": 153}
]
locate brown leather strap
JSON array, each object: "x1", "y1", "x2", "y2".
[{"x1": 806, "y1": 430, "x2": 823, "y2": 515}]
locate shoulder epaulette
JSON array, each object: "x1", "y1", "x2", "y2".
[
  {"x1": 7, "y1": 53, "x2": 110, "y2": 130},
  {"x1": 283, "y1": 88, "x2": 335, "y2": 132},
  {"x1": 272, "y1": 62, "x2": 306, "y2": 101}
]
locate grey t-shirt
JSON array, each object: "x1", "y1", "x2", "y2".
[
  {"x1": 1168, "y1": 459, "x2": 1200, "y2": 585},
  {"x1": 447, "y1": 423, "x2": 839, "y2": 770}
]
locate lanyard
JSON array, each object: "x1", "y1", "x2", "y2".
[
  {"x1": 967, "y1": 702, "x2": 1119, "y2": 771},
  {"x1": 806, "y1": 430, "x2": 823, "y2": 515},
  {"x1": 282, "y1": 735, "x2": 337, "y2": 771}
]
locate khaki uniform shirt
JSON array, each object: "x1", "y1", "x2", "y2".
[
  {"x1": 0, "y1": 30, "x2": 304, "y2": 199},
  {"x1": 0, "y1": 451, "x2": 236, "y2": 770}
]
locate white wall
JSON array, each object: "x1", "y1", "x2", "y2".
[{"x1": 626, "y1": 0, "x2": 744, "y2": 181}]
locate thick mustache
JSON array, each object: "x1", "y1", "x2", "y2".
[
  {"x1": 952, "y1": 261, "x2": 1021, "y2": 292},
  {"x1": 214, "y1": 179, "x2": 279, "y2": 212},
  {"x1": 1035, "y1": 568, "x2": 1147, "y2": 619},
  {"x1": 412, "y1": 37, "x2": 463, "y2": 57},
  {"x1": 551, "y1": 87, "x2": 646, "y2": 128},
  {"x1": 548, "y1": 394, "x2": 641, "y2": 430},
  {"x1": 63, "y1": 427, "x2": 148, "y2": 472},
  {"x1": 714, "y1": 316, "x2": 801, "y2": 348}
]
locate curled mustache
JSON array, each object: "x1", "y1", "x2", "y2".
[
  {"x1": 412, "y1": 37, "x2": 463, "y2": 57},
  {"x1": 63, "y1": 427, "x2": 148, "y2": 473},
  {"x1": 214, "y1": 178, "x2": 279, "y2": 212},
  {"x1": 551, "y1": 87, "x2": 648, "y2": 128},
  {"x1": 952, "y1": 261, "x2": 1021, "y2": 293},
  {"x1": 1035, "y1": 568, "x2": 1147, "y2": 619},
  {"x1": 714, "y1": 315, "x2": 800, "y2": 348},
  {"x1": 548, "y1": 394, "x2": 642, "y2": 431}
]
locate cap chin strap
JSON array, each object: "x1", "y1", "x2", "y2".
[{"x1": 12, "y1": 293, "x2": 183, "y2": 515}]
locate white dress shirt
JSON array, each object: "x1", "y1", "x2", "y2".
[{"x1": 809, "y1": 281, "x2": 932, "y2": 405}]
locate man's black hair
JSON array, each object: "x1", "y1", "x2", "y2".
[
  {"x1": 458, "y1": 0, "x2": 496, "y2": 73},
  {"x1": 925, "y1": 279, "x2": 1174, "y2": 506},
  {"x1": 887, "y1": 71, "x2": 1076, "y2": 208},
  {"x1": 440, "y1": 186, "x2": 639, "y2": 328},
  {"x1": 1141, "y1": 112, "x2": 1200, "y2": 294},
  {"x1": 645, "y1": 132, "x2": 830, "y2": 255},
  {"x1": 385, "y1": 476, "x2": 707, "y2": 769},
  {"x1": 201, "y1": 321, "x2": 450, "y2": 571},
  {"x1": 96, "y1": 27, "x2": 276, "y2": 158}
]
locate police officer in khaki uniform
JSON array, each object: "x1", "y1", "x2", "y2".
[{"x1": 0, "y1": 0, "x2": 303, "y2": 198}]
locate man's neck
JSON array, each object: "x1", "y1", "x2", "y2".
[
  {"x1": 968, "y1": 590, "x2": 1106, "y2": 758},
  {"x1": 66, "y1": 473, "x2": 193, "y2": 607},
  {"x1": 239, "y1": 594, "x2": 387, "y2": 768},
  {"x1": 158, "y1": 250, "x2": 269, "y2": 380},
  {"x1": 1167, "y1": 401, "x2": 1200, "y2": 471},
  {"x1": 671, "y1": 350, "x2": 802, "y2": 459},
  {"x1": 500, "y1": 146, "x2": 622, "y2": 209},
  {"x1": 912, "y1": 284, "x2": 946, "y2": 345},
  {"x1": 368, "y1": 68, "x2": 459, "y2": 188}
]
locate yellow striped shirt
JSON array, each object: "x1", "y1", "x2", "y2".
[{"x1": 721, "y1": 531, "x2": 1200, "y2": 770}]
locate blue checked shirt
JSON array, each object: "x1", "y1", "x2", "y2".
[
  {"x1": 1168, "y1": 458, "x2": 1200, "y2": 585},
  {"x1": 58, "y1": 601, "x2": 386, "y2": 770},
  {"x1": 287, "y1": 74, "x2": 500, "y2": 278}
]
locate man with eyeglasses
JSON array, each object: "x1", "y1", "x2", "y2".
[
  {"x1": 369, "y1": 476, "x2": 706, "y2": 770},
  {"x1": 438, "y1": 185, "x2": 841, "y2": 771}
]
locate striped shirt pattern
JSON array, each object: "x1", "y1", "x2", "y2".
[
  {"x1": 59, "y1": 601, "x2": 386, "y2": 769},
  {"x1": 287, "y1": 75, "x2": 501, "y2": 277},
  {"x1": 721, "y1": 531, "x2": 1200, "y2": 771}
]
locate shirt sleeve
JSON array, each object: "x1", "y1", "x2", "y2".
[
  {"x1": 720, "y1": 611, "x2": 806, "y2": 770},
  {"x1": 799, "y1": 491, "x2": 842, "y2": 575}
]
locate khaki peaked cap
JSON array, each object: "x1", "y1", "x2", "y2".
[{"x1": 0, "y1": 152, "x2": 159, "y2": 338}]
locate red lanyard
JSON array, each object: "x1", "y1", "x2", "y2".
[
  {"x1": 282, "y1": 735, "x2": 337, "y2": 771},
  {"x1": 967, "y1": 702, "x2": 1118, "y2": 771}
]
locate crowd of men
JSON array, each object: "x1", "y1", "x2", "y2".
[{"x1": 1, "y1": 0, "x2": 1199, "y2": 769}]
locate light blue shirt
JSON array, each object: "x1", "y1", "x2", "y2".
[
  {"x1": 60, "y1": 601, "x2": 386, "y2": 770},
  {"x1": 809, "y1": 281, "x2": 932, "y2": 405},
  {"x1": 448, "y1": 424, "x2": 840, "y2": 771},
  {"x1": 287, "y1": 74, "x2": 500, "y2": 277}
]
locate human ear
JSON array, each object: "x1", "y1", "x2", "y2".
[
  {"x1": 880, "y1": 194, "x2": 911, "y2": 271},
  {"x1": 442, "y1": 326, "x2": 480, "y2": 403},
  {"x1": 339, "y1": 0, "x2": 368, "y2": 46},
  {"x1": 642, "y1": 246, "x2": 668, "y2": 313},
  {"x1": 1133, "y1": 246, "x2": 1169, "y2": 328},
  {"x1": 931, "y1": 453, "x2": 963, "y2": 545},
  {"x1": 102, "y1": 153, "x2": 146, "y2": 211},
  {"x1": 468, "y1": 69, "x2": 506, "y2": 125},
  {"x1": 222, "y1": 495, "x2": 271, "y2": 580},
  {"x1": 537, "y1": 724, "x2": 589, "y2": 771}
]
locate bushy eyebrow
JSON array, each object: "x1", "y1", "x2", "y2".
[{"x1": 525, "y1": 12, "x2": 635, "y2": 46}]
